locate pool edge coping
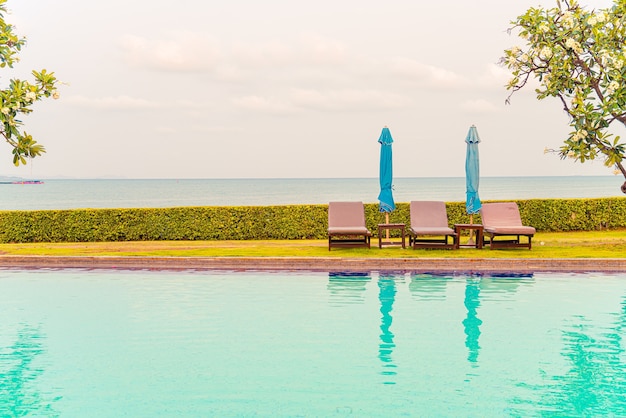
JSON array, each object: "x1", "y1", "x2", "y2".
[{"x1": 0, "y1": 255, "x2": 624, "y2": 273}]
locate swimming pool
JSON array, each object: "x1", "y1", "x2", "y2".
[{"x1": 1, "y1": 269, "x2": 625, "y2": 416}]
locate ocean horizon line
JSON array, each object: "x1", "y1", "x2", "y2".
[{"x1": 1, "y1": 174, "x2": 619, "y2": 181}]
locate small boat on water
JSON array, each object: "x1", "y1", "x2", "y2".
[{"x1": 0, "y1": 180, "x2": 44, "y2": 184}]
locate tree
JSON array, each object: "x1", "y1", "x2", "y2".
[
  {"x1": 0, "y1": 0, "x2": 59, "y2": 167},
  {"x1": 502, "y1": 0, "x2": 626, "y2": 193}
]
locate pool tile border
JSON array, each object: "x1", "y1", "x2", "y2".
[{"x1": 0, "y1": 256, "x2": 624, "y2": 273}]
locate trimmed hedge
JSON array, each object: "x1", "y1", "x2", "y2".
[
  {"x1": 379, "y1": 198, "x2": 626, "y2": 234},
  {"x1": 0, "y1": 198, "x2": 624, "y2": 243}
]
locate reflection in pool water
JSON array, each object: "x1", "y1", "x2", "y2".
[
  {"x1": 514, "y1": 293, "x2": 626, "y2": 415},
  {"x1": 1, "y1": 269, "x2": 626, "y2": 416},
  {"x1": 463, "y1": 278, "x2": 482, "y2": 364},
  {"x1": 0, "y1": 325, "x2": 60, "y2": 416},
  {"x1": 377, "y1": 274, "x2": 398, "y2": 384}
]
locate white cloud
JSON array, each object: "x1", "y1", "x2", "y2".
[
  {"x1": 119, "y1": 32, "x2": 349, "y2": 78},
  {"x1": 231, "y1": 95, "x2": 295, "y2": 114},
  {"x1": 475, "y1": 63, "x2": 513, "y2": 90},
  {"x1": 290, "y1": 88, "x2": 413, "y2": 111},
  {"x1": 231, "y1": 34, "x2": 347, "y2": 69},
  {"x1": 119, "y1": 32, "x2": 221, "y2": 72},
  {"x1": 154, "y1": 126, "x2": 177, "y2": 134},
  {"x1": 64, "y1": 96, "x2": 214, "y2": 111},
  {"x1": 230, "y1": 88, "x2": 413, "y2": 114},
  {"x1": 65, "y1": 95, "x2": 163, "y2": 110},
  {"x1": 298, "y1": 34, "x2": 348, "y2": 65},
  {"x1": 155, "y1": 124, "x2": 243, "y2": 134},
  {"x1": 460, "y1": 99, "x2": 501, "y2": 113},
  {"x1": 390, "y1": 57, "x2": 468, "y2": 87},
  {"x1": 190, "y1": 124, "x2": 245, "y2": 133},
  {"x1": 230, "y1": 41, "x2": 293, "y2": 68}
]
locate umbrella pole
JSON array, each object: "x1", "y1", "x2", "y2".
[
  {"x1": 467, "y1": 214, "x2": 475, "y2": 245},
  {"x1": 385, "y1": 213, "x2": 390, "y2": 240}
]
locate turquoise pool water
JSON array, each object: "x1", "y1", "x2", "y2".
[{"x1": 1, "y1": 269, "x2": 625, "y2": 417}]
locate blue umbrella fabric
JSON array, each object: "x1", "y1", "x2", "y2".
[
  {"x1": 465, "y1": 125, "x2": 482, "y2": 219},
  {"x1": 378, "y1": 126, "x2": 396, "y2": 215}
]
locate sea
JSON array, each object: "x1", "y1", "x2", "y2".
[{"x1": 0, "y1": 176, "x2": 624, "y2": 211}]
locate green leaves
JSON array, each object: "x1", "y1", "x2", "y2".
[
  {"x1": 11, "y1": 134, "x2": 45, "y2": 166},
  {"x1": 503, "y1": 0, "x2": 626, "y2": 189},
  {"x1": 0, "y1": 0, "x2": 59, "y2": 167}
]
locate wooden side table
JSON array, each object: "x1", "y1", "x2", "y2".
[
  {"x1": 378, "y1": 223, "x2": 406, "y2": 249},
  {"x1": 454, "y1": 224, "x2": 484, "y2": 249}
]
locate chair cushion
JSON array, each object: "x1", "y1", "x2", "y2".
[
  {"x1": 328, "y1": 226, "x2": 372, "y2": 235},
  {"x1": 484, "y1": 226, "x2": 536, "y2": 235},
  {"x1": 328, "y1": 202, "x2": 367, "y2": 229},
  {"x1": 410, "y1": 201, "x2": 450, "y2": 229},
  {"x1": 410, "y1": 226, "x2": 455, "y2": 235},
  {"x1": 481, "y1": 202, "x2": 535, "y2": 235},
  {"x1": 480, "y1": 202, "x2": 524, "y2": 227}
]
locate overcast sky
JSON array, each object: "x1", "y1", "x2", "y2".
[{"x1": 1, "y1": 0, "x2": 620, "y2": 179}]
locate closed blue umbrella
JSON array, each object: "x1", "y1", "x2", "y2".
[
  {"x1": 378, "y1": 126, "x2": 395, "y2": 224},
  {"x1": 465, "y1": 125, "x2": 482, "y2": 223}
]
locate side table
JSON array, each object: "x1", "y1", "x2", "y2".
[
  {"x1": 454, "y1": 224, "x2": 484, "y2": 249},
  {"x1": 378, "y1": 223, "x2": 406, "y2": 249}
]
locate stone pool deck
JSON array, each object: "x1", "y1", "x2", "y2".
[{"x1": 0, "y1": 255, "x2": 625, "y2": 273}]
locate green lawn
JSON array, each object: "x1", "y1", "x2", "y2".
[{"x1": 0, "y1": 229, "x2": 624, "y2": 258}]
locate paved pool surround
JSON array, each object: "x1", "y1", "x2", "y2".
[{"x1": 0, "y1": 256, "x2": 624, "y2": 273}]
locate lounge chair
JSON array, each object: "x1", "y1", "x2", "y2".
[
  {"x1": 479, "y1": 202, "x2": 536, "y2": 250},
  {"x1": 408, "y1": 201, "x2": 458, "y2": 249},
  {"x1": 327, "y1": 201, "x2": 372, "y2": 250}
]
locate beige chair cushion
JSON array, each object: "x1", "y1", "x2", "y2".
[
  {"x1": 409, "y1": 201, "x2": 454, "y2": 234},
  {"x1": 480, "y1": 202, "x2": 536, "y2": 234},
  {"x1": 327, "y1": 202, "x2": 371, "y2": 235}
]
